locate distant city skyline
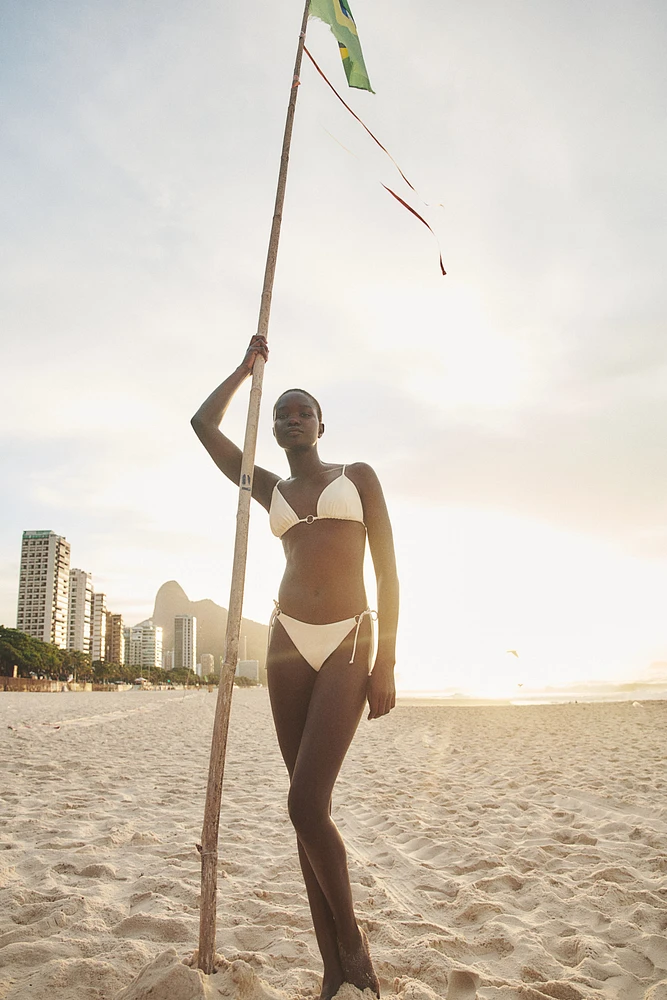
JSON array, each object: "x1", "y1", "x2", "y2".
[
  {"x1": 11, "y1": 527, "x2": 232, "y2": 678},
  {"x1": 11, "y1": 529, "x2": 261, "y2": 677},
  {"x1": 15, "y1": 529, "x2": 126, "y2": 660}
]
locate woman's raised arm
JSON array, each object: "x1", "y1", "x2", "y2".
[{"x1": 191, "y1": 335, "x2": 278, "y2": 511}]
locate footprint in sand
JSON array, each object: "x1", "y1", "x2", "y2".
[
  {"x1": 447, "y1": 969, "x2": 480, "y2": 999},
  {"x1": 645, "y1": 984, "x2": 667, "y2": 1000}
]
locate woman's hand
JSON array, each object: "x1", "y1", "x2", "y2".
[
  {"x1": 240, "y1": 334, "x2": 269, "y2": 373},
  {"x1": 366, "y1": 662, "x2": 396, "y2": 720},
  {"x1": 190, "y1": 333, "x2": 278, "y2": 507}
]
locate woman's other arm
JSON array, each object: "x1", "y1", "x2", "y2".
[
  {"x1": 351, "y1": 463, "x2": 399, "y2": 720},
  {"x1": 191, "y1": 335, "x2": 277, "y2": 510}
]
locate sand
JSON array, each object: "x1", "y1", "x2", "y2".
[{"x1": 1, "y1": 689, "x2": 666, "y2": 1000}]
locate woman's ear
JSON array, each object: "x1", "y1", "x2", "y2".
[{"x1": 318, "y1": 422, "x2": 325, "y2": 438}]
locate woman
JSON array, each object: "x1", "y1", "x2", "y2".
[{"x1": 192, "y1": 334, "x2": 399, "y2": 1000}]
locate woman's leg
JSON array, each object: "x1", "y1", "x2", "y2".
[
  {"x1": 283, "y1": 619, "x2": 380, "y2": 996},
  {"x1": 267, "y1": 622, "x2": 346, "y2": 999}
]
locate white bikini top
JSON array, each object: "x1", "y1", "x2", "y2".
[{"x1": 269, "y1": 466, "x2": 365, "y2": 538}]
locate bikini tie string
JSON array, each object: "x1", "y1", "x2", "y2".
[
  {"x1": 350, "y1": 609, "x2": 378, "y2": 664},
  {"x1": 268, "y1": 600, "x2": 281, "y2": 648}
]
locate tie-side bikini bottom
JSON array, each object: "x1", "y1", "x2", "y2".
[{"x1": 268, "y1": 604, "x2": 377, "y2": 673}]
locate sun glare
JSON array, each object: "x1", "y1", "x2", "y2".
[{"x1": 389, "y1": 501, "x2": 665, "y2": 698}]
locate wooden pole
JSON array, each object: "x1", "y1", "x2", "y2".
[{"x1": 197, "y1": 0, "x2": 312, "y2": 975}]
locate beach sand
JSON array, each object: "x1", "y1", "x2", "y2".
[{"x1": 1, "y1": 689, "x2": 666, "y2": 1000}]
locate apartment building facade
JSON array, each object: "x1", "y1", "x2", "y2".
[
  {"x1": 174, "y1": 614, "x2": 197, "y2": 673},
  {"x1": 105, "y1": 612, "x2": 125, "y2": 665},
  {"x1": 123, "y1": 619, "x2": 163, "y2": 672},
  {"x1": 16, "y1": 530, "x2": 71, "y2": 648},
  {"x1": 67, "y1": 568, "x2": 93, "y2": 654}
]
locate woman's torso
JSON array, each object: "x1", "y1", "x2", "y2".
[{"x1": 271, "y1": 465, "x2": 368, "y2": 623}]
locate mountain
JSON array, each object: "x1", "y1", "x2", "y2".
[{"x1": 152, "y1": 581, "x2": 269, "y2": 681}]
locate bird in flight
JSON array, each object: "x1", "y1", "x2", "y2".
[{"x1": 506, "y1": 649, "x2": 519, "y2": 658}]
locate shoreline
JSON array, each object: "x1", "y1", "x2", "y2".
[{"x1": 3, "y1": 682, "x2": 667, "y2": 708}]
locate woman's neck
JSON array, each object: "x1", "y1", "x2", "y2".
[{"x1": 285, "y1": 446, "x2": 327, "y2": 480}]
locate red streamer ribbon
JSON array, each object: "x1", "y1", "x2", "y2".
[
  {"x1": 304, "y1": 45, "x2": 446, "y2": 276},
  {"x1": 382, "y1": 186, "x2": 446, "y2": 276}
]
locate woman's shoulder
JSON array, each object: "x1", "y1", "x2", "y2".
[
  {"x1": 345, "y1": 460, "x2": 375, "y2": 474},
  {"x1": 344, "y1": 462, "x2": 381, "y2": 490},
  {"x1": 345, "y1": 463, "x2": 390, "y2": 524}
]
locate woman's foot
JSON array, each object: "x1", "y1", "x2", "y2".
[
  {"x1": 319, "y1": 961, "x2": 345, "y2": 1000},
  {"x1": 319, "y1": 973, "x2": 344, "y2": 1000},
  {"x1": 338, "y1": 928, "x2": 380, "y2": 998}
]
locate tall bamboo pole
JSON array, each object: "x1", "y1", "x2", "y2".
[{"x1": 197, "y1": 0, "x2": 312, "y2": 975}]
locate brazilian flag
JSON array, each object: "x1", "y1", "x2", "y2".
[{"x1": 309, "y1": 0, "x2": 374, "y2": 92}]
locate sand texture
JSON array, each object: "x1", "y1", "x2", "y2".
[{"x1": 1, "y1": 690, "x2": 667, "y2": 1000}]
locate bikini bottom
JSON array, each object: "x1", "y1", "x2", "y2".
[{"x1": 268, "y1": 603, "x2": 377, "y2": 673}]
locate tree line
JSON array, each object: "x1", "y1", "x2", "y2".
[{"x1": 0, "y1": 626, "x2": 220, "y2": 686}]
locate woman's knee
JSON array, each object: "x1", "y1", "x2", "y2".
[{"x1": 288, "y1": 781, "x2": 328, "y2": 839}]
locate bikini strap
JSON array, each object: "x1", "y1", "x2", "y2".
[
  {"x1": 268, "y1": 600, "x2": 281, "y2": 649},
  {"x1": 269, "y1": 600, "x2": 281, "y2": 623}
]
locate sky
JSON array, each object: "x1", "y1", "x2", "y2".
[{"x1": 2, "y1": 0, "x2": 666, "y2": 697}]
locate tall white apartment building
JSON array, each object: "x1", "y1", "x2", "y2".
[
  {"x1": 123, "y1": 619, "x2": 163, "y2": 671},
  {"x1": 90, "y1": 592, "x2": 107, "y2": 662},
  {"x1": 67, "y1": 569, "x2": 93, "y2": 654},
  {"x1": 16, "y1": 530, "x2": 70, "y2": 647},
  {"x1": 174, "y1": 615, "x2": 197, "y2": 673}
]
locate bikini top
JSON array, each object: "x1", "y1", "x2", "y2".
[{"x1": 269, "y1": 466, "x2": 365, "y2": 538}]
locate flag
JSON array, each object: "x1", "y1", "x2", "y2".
[{"x1": 309, "y1": 0, "x2": 374, "y2": 93}]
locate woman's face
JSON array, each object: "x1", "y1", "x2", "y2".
[{"x1": 273, "y1": 391, "x2": 323, "y2": 449}]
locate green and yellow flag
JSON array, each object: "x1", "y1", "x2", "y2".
[{"x1": 309, "y1": 0, "x2": 374, "y2": 93}]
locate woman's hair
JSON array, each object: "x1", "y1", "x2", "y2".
[{"x1": 273, "y1": 388, "x2": 322, "y2": 422}]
